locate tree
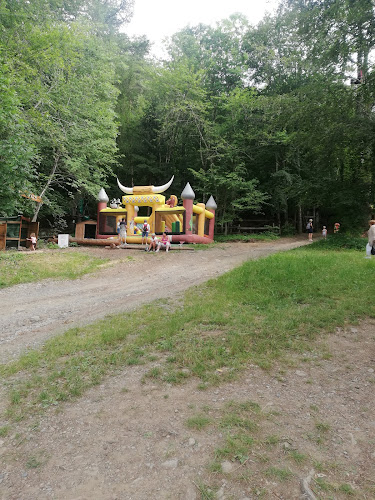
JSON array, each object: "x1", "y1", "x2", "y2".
[
  {"x1": 0, "y1": 0, "x2": 134, "y2": 225},
  {"x1": 0, "y1": 60, "x2": 35, "y2": 216}
]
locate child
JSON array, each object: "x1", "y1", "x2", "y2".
[
  {"x1": 27, "y1": 232, "x2": 37, "y2": 251},
  {"x1": 322, "y1": 226, "x2": 327, "y2": 239},
  {"x1": 306, "y1": 219, "x2": 313, "y2": 242},
  {"x1": 129, "y1": 217, "x2": 135, "y2": 235},
  {"x1": 156, "y1": 232, "x2": 171, "y2": 253},
  {"x1": 147, "y1": 233, "x2": 159, "y2": 252},
  {"x1": 141, "y1": 219, "x2": 150, "y2": 246},
  {"x1": 365, "y1": 220, "x2": 375, "y2": 258},
  {"x1": 119, "y1": 218, "x2": 127, "y2": 247}
]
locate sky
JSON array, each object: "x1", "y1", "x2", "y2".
[{"x1": 124, "y1": 0, "x2": 279, "y2": 58}]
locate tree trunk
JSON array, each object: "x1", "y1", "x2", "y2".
[
  {"x1": 298, "y1": 204, "x2": 302, "y2": 234},
  {"x1": 32, "y1": 151, "x2": 60, "y2": 222}
]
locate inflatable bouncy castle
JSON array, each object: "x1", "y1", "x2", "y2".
[{"x1": 92, "y1": 176, "x2": 216, "y2": 245}]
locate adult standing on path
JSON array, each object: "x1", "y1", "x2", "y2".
[
  {"x1": 365, "y1": 219, "x2": 375, "y2": 258},
  {"x1": 307, "y1": 219, "x2": 313, "y2": 242},
  {"x1": 119, "y1": 218, "x2": 127, "y2": 247},
  {"x1": 141, "y1": 219, "x2": 150, "y2": 246}
]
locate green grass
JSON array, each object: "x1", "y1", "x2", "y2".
[
  {"x1": 265, "y1": 466, "x2": 293, "y2": 481},
  {"x1": 0, "y1": 251, "x2": 108, "y2": 288},
  {"x1": 288, "y1": 450, "x2": 307, "y2": 464},
  {"x1": 215, "y1": 232, "x2": 279, "y2": 242},
  {"x1": 186, "y1": 414, "x2": 211, "y2": 430},
  {"x1": 1, "y1": 244, "x2": 375, "y2": 425},
  {"x1": 195, "y1": 482, "x2": 216, "y2": 499}
]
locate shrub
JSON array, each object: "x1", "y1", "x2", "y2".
[
  {"x1": 309, "y1": 234, "x2": 365, "y2": 251},
  {"x1": 46, "y1": 242, "x2": 60, "y2": 249}
]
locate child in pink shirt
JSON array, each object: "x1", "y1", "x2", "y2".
[{"x1": 156, "y1": 232, "x2": 171, "y2": 252}]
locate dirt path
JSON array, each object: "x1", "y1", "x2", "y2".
[
  {"x1": 0, "y1": 238, "x2": 309, "y2": 363},
  {"x1": 1, "y1": 322, "x2": 374, "y2": 499}
]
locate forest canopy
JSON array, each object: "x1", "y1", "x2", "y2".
[{"x1": 1, "y1": 0, "x2": 375, "y2": 233}]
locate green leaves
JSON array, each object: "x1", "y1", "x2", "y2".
[{"x1": 0, "y1": 61, "x2": 35, "y2": 216}]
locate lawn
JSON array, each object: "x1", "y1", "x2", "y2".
[{"x1": 0, "y1": 250, "x2": 108, "y2": 288}]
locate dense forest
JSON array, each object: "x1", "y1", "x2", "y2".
[{"x1": 1, "y1": 0, "x2": 375, "y2": 234}]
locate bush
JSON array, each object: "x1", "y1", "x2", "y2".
[
  {"x1": 281, "y1": 222, "x2": 296, "y2": 236},
  {"x1": 309, "y1": 234, "x2": 366, "y2": 251},
  {"x1": 46, "y1": 242, "x2": 60, "y2": 249}
]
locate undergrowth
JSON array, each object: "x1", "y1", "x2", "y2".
[
  {"x1": 309, "y1": 234, "x2": 366, "y2": 251},
  {"x1": 215, "y1": 232, "x2": 279, "y2": 242}
]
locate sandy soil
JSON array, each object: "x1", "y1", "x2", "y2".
[{"x1": 1, "y1": 239, "x2": 374, "y2": 500}]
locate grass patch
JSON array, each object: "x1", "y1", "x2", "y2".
[
  {"x1": 0, "y1": 425, "x2": 10, "y2": 437},
  {"x1": 185, "y1": 414, "x2": 211, "y2": 430},
  {"x1": 1, "y1": 246, "x2": 375, "y2": 425},
  {"x1": 315, "y1": 421, "x2": 331, "y2": 433},
  {"x1": 215, "y1": 232, "x2": 279, "y2": 243},
  {"x1": 26, "y1": 455, "x2": 42, "y2": 469},
  {"x1": 288, "y1": 450, "x2": 307, "y2": 464},
  {"x1": 265, "y1": 466, "x2": 293, "y2": 481},
  {"x1": 0, "y1": 251, "x2": 108, "y2": 288},
  {"x1": 195, "y1": 482, "x2": 216, "y2": 499}
]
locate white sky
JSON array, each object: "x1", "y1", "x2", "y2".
[{"x1": 124, "y1": 0, "x2": 279, "y2": 58}]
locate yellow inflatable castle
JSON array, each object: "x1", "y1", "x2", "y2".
[{"x1": 95, "y1": 176, "x2": 217, "y2": 244}]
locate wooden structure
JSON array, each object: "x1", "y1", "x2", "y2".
[
  {"x1": 0, "y1": 215, "x2": 39, "y2": 251},
  {"x1": 75, "y1": 220, "x2": 97, "y2": 240},
  {"x1": 234, "y1": 219, "x2": 280, "y2": 234}
]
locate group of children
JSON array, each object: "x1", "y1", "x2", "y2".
[
  {"x1": 147, "y1": 232, "x2": 171, "y2": 252},
  {"x1": 116, "y1": 218, "x2": 171, "y2": 252}
]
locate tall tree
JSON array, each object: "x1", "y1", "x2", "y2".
[
  {"x1": 0, "y1": 0, "x2": 134, "y2": 225},
  {"x1": 0, "y1": 60, "x2": 35, "y2": 216}
]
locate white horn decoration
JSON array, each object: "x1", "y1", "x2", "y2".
[
  {"x1": 117, "y1": 178, "x2": 133, "y2": 194},
  {"x1": 152, "y1": 175, "x2": 174, "y2": 194}
]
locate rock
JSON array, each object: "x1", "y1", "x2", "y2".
[
  {"x1": 281, "y1": 441, "x2": 291, "y2": 450},
  {"x1": 188, "y1": 438, "x2": 196, "y2": 446},
  {"x1": 295, "y1": 370, "x2": 307, "y2": 377},
  {"x1": 221, "y1": 460, "x2": 233, "y2": 473},
  {"x1": 185, "y1": 485, "x2": 197, "y2": 500},
  {"x1": 216, "y1": 486, "x2": 225, "y2": 499},
  {"x1": 161, "y1": 458, "x2": 179, "y2": 469}
]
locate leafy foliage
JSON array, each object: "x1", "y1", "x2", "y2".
[{"x1": 1, "y1": 0, "x2": 375, "y2": 232}]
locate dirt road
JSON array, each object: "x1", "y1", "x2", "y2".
[{"x1": 0, "y1": 238, "x2": 309, "y2": 364}]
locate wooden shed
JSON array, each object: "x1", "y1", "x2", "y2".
[
  {"x1": 75, "y1": 220, "x2": 97, "y2": 240},
  {"x1": 0, "y1": 215, "x2": 39, "y2": 251}
]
